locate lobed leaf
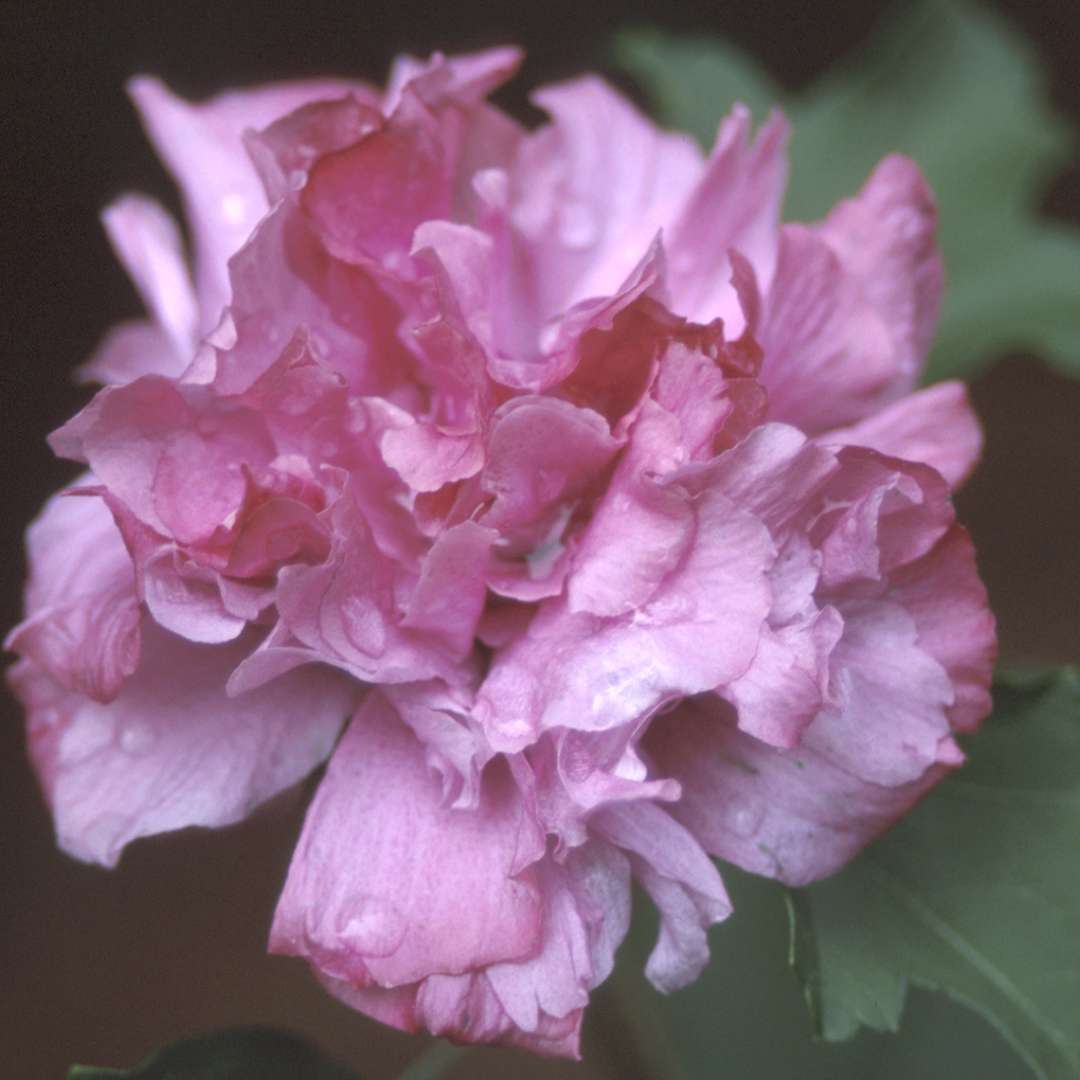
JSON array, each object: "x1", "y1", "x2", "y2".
[{"x1": 789, "y1": 668, "x2": 1080, "y2": 1080}]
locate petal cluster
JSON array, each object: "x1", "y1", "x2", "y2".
[{"x1": 7, "y1": 48, "x2": 995, "y2": 1056}]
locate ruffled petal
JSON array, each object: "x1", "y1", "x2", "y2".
[
  {"x1": 593, "y1": 801, "x2": 730, "y2": 992},
  {"x1": 129, "y1": 74, "x2": 365, "y2": 330}
]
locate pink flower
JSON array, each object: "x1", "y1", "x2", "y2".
[{"x1": 7, "y1": 47, "x2": 995, "y2": 1056}]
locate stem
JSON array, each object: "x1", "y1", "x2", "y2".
[{"x1": 397, "y1": 1040, "x2": 469, "y2": 1080}]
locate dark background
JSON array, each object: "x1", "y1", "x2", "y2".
[{"x1": 3, "y1": 1, "x2": 1079, "y2": 1076}]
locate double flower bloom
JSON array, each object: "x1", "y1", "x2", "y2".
[{"x1": 7, "y1": 47, "x2": 995, "y2": 1056}]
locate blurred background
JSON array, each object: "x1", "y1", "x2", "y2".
[{"x1": 3, "y1": 0, "x2": 1079, "y2": 1076}]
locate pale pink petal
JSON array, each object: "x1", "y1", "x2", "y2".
[
  {"x1": 720, "y1": 609, "x2": 843, "y2": 749},
  {"x1": 6, "y1": 487, "x2": 140, "y2": 703},
  {"x1": 401, "y1": 522, "x2": 496, "y2": 658},
  {"x1": 142, "y1": 550, "x2": 246, "y2": 644},
  {"x1": 315, "y1": 838, "x2": 629, "y2": 1059},
  {"x1": 592, "y1": 801, "x2": 730, "y2": 992},
  {"x1": 383, "y1": 46, "x2": 523, "y2": 115},
  {"x1": 824, "y1": 380, "x2": 983, "y2": 489},
  {"x1": 485, "y1": 846, "x2": 631, "y2": 1054},
  {"x1": 817, "y1": 155, "x2": 942, "y2": 388},
  {"x1": 517, "y1": 78, "x2": 702, "y2": 313},
  {"x1": 806, "y1": 600, "x2": 954, "y2": 787},
  {"x1": 384, "y1": 681, "x2": 491, "y2": 810},
  {"x1": 275, "y1": 490, "x2": 487, "y2": 685},
  {"x1": 80, "y1": 320, "x2": 184, "y2": 387},
  {"x1": 666, "y1": 106, "x2": 789, "y2": 330},
  {"x1": 812, "y1": 448, "x2": 952, "y2": 588},
  {"x1": 479, "y1": 396, "x2": 619, "y2": 595},
  {"x1": 646, "y1": 695, "x2": 948, "y2": 886},
  {"x1": 129, "y1": 75, "x2": 364, "y2": 331},
  {"x1": 757, "y1": 155, "x2": 942, "y2": 432},
  {"x1": 269, "y1": 692, "x2": 543, "y2": 987},
  {"x1": 10, "y1": 622, "x2": 353, "y2": 868},
  {"x1": 101, "y1": 194, "x2": 198, "y2": 359},
  {"x1": 567, "y1": 402, "x2": 693, "y2": 618}
]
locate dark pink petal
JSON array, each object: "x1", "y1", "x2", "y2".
[
  {"x1": 50, "y1": 376, "x2": 276, "y2": 544},
  {"x1": 10, "y1": 622, "x2": 353, "y2": 868},
  {"x1": 888, "y1": 525, "x2": 996, "y2": 732},
  {"x1": 212, "y1": 201, "x2": 415, "y2": 397},
  {"x1": 302, "y1": 93, "x2": 449, "y2": 268}
]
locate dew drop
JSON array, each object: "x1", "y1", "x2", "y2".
[
  {"x1": 120, "y1": 726, "x2": 155, "y2": 755},
  {"x1": 558, "y1": 201, "x2": 599, "y2": 250}
]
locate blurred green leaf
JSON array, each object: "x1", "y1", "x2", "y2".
[
  {"x1": 615, "y1": 0, "x2": 1080, "y2": 381},
  {"x1": 614, "y1": 867, "x2": 1026, "y2": 1080},
  {"x1": 789, "y1": 668, "x2": 1080, "y2": 1080},
  {"x1": 68, "y1": 1027, "x2": 360, "y2": 1080}
]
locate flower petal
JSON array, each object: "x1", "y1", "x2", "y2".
[
  {"x1": 10, "y1": 622, "x2": 353, "y2": 868},
  {"x1": 269, "y1": 691, "x2": 544, "y2": 987}
]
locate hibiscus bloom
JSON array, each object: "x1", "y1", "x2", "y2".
[{"x1": 7, "y1": 47, "x2": 995, "y2": 1056}]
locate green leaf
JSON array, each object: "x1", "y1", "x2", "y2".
[
  {"x1": 611, "y1": 868, "x2": 1026, "y2": 1080},
  {"x1": 789, "y1": 668, "x2": 1080, "y2": 1080},
  {"x1": 68, "y1": 1027, "x2": 360, "y2": 1080},
  {"x1": 615, "y1": 0, "x2": 1080, "y2": 381}
]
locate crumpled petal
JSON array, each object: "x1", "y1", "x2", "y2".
[
  {"x1": 129, "y1": 74, "x2": 367, "y2": 332},
  {"x1": 476, "y1": 459, "x2": 774, "y2": 750}
]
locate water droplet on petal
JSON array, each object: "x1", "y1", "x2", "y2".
[
  {"x1": 558, "y1": 201, "x2": 599, "y2": 250},
  {"x1": 120, "y1": 726, "x2": 155, "y2": 755}
]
